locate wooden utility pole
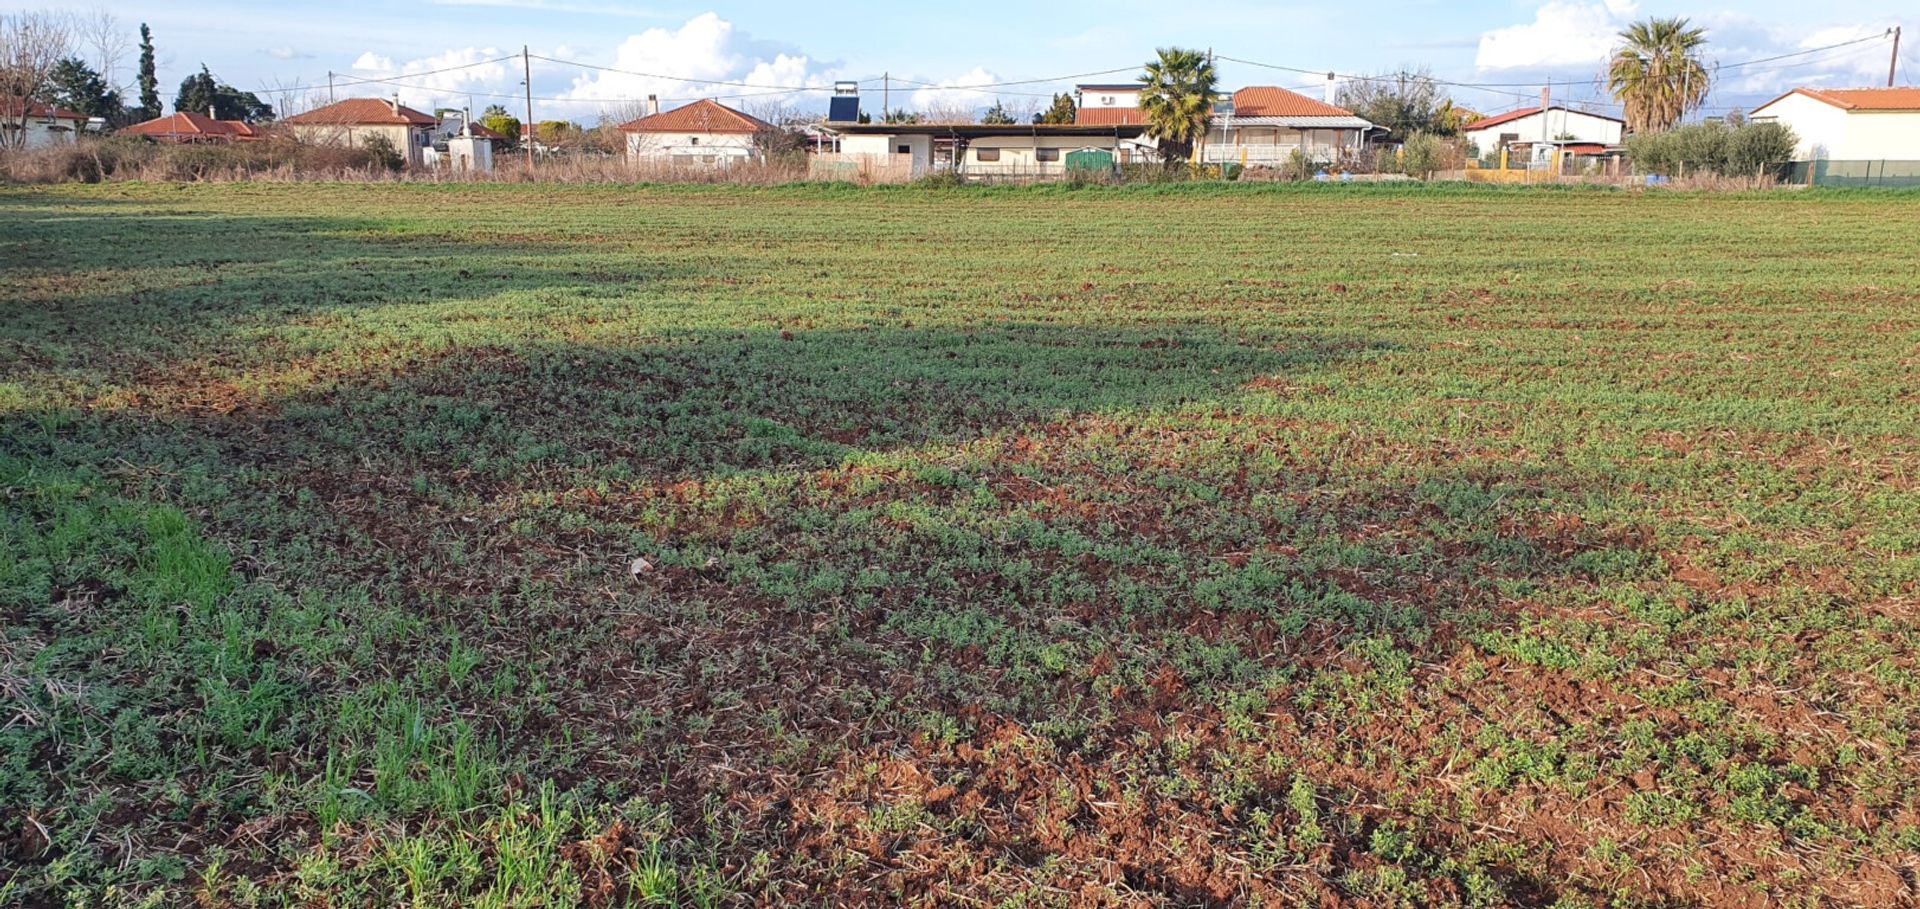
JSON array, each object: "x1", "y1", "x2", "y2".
[
  {"x1": 327, "y1": 71, "x2": 335, "y2": 104},
  {"x1": 1891, "y1": 26, "x2": 1903, "y2": 87},
  {"x1": 522, "y1": 46, "x2": 535, "y2": 175}
]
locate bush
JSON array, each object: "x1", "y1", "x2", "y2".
[
  {"x1": 362, "y1": 134, "x2": 405, "y2": 171},
  {"x1": 1627, "y1": 120, "x2": 1797, "y2": 180}
]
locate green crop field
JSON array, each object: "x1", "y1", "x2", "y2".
[{"x1": 3, "y1": 182, "x2": 1918, "y2": 907}]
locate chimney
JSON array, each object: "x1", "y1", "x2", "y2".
[
  {"x1": 1325, "y1": 71, "x2": 1337, "y2": 105},
  {"x1": 390, "y1": 94, "x2": 401, "y2": 115},
  {"x1": 646, "y1": 94, "x2": 659, "y2": 117}
]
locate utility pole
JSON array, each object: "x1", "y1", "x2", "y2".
[
  {"x1": 1891, "y1": 26, "x2": 1903, "y2": 88},
  {"x1": 882, "y1": 72, "x2": 889, "y2": 118},
  {"x1": 522, "y1": 45, "x2": 534, "y2": 175},
  {"x1": 327, "y1": 71, "x2": 335, "y2": 104}
]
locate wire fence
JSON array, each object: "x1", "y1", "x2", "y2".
[{"x1": 1786, "y1": 160, "x2": 1920, "y2": 189}]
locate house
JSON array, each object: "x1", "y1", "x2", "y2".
[
  {"x1": 1749, "y1": 87, "x2": 1920, "y2": 161},
  {"x1": 2, "y1": 99, "x2": 90, "y2": 149},
  {"x1": 619, "y1": 97, "x2": 773, "y2": 167},
  {"x1": 821, "y1": 121, "x2": 1150, "y2": 180},
  {"x1": 1074, "y1": 83, "x2": 1146, "y2": 126},
  {"x1": 1204, "y1": 87, "x2": 1374, "y2": 166},
  {"x1": 120, "y1": 111, "x2": 263, "y2": 144},
  {"x1": 280, "y1": 97, "x2": 438, "y2": 167},
  {"x1": 1463, "y1": 105, "x2": 1624, "y2": 164},
  {"x1": 423, "y1": 111, "x2": 504, "y2": 171}
]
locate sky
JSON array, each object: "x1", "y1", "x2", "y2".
[{"x1": 23, "y1": 0, "x2": 1916, "y2": 123}]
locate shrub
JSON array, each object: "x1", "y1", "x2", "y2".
[
  {"x1": 1627, "y1": 120, "x2": 1797, "y2": 180},
  {"x1": 362, "y1": 134, "x2": 406, "y2": 171}
]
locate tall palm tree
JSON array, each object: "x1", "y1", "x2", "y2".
[
  {"x1": 1607, "y1": 17, "x2": 1710, "y2": 134},
  {"x1": 1138, "y1": 47, "x2": 1218, "y2": 165}
]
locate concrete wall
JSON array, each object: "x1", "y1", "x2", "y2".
[
  {"x1": 446, "y1": 135, "x2": 492, "y2": 172},
  {"x1": 626, "y1": 130, "x2": 757, "y2": 166},
  {"x1": 839, "y1": 133, "x2": 933, "y2": 176},
  {"x1": 1752, "y1": 93, "x2": 1920, "y2": 160},
  {"x1": 4, "y1": 116, "x2": 80, "y2": 150},
  {"x1": 288, "y1": 123, "x2": 429, "y2": 167},
  {"x1": 963, "y1": 135, "x2": 1121, "y2": 175}
]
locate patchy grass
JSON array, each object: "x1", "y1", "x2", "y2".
[{"x1": 3, "y1": 181, "x2": 1918, "y2": 907}]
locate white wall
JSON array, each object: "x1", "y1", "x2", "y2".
[
  {"x1": 446, "y1": 135, "x2": 492, "y2": 172},
  {"x1": 4, "y1": 116, "x2": 80, "y2": 150},
  {"x1": 837, "y1": 133, "x2": 933, "y2": 176},
  {"x1": 1204, "y1": 125, "x2": 1363, "y2": 163},
  {"x1": 1751, "y1": 93, "x2": 1920, "y2": 160},
  {"x1": 1078, "y1": 88, "x2": 1142, "y2": 112},
  {"x1": 626, "y1": 130, "x2": 756, "y2": 166}
]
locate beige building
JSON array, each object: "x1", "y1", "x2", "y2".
[
  {"x1": 826, "y1": 122, "x2": 1149, "y2": 180},
  {"x1": 281, "y1": 97, "x2": 437, "y2": 167},
  {"x1": 1749, "y1": 87, "x2": 1920, "y2": 161},
  {"x1": 1204, "y1": 87, "x2": 1375, "y2": 166}
]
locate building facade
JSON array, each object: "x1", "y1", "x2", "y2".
[
  {"x1": 619, "y1": 98, "x2": 771, "y2": 167},
  {"x1": 281, "y1": 97, "x2": 438, "y2": 167},
  {"x1": 1749, "y1": 87, "x2": 1920, "y2": 161}
]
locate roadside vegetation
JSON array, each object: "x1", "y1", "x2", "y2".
[{"x1": 3, "y1": 182, "x2": 1918, "y2": 906}]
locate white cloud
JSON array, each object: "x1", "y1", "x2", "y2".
[
  {"x1": 555, "y1": 13, "x2": 831, "y2": 117},
  {"x1": 907, "y1": 67, "x2": 1002, "y2": 116},
  {"x1": 1475, "y1": 0, "x2": 1637, "y2": 71},
  {"x1": 267, "y1": 47, "x2": 312, "y2": 61},
  {"x1": 344, "y1": 47, "x2": 512, "y2": 114}
]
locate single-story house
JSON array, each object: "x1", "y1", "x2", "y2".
[
  {"x1": 120, "y1": 111, "x2": 264, "y2": 144},
  {"x1": 822, "y1": 121, "x2": 1150, "y2": 180},
  {"x1": 1204, "y1": 86, "x2": 1374, "y2": 165},
  {"x1": 280, "y1": 97, "x2": 438, "y2": 167},
  {"x1": 1749, "y1": 87, "x2": 1920, "y2": 161},
  {"x1": 1463, "y1": 104, "x2": 1624, "y2": 164},
  {"x1": 619, "y1": 98, "x2": 773, "y2": 167},
  {"x1": 2, "y1": 99, "x2": 90, "y2": 149}
]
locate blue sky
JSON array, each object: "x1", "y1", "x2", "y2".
[{"x1": 32, "y1": 0, "x2": 1915, "y2": 121}]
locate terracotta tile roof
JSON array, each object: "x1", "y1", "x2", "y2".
[
  {"x1": 1075, "y1": 107, "x2": 1146, "y2": 126},
  {"x1": 619, "y1": 99, "x2": 772, "y2": 134},
  {"x1": 282, "y1": 97, "x2": 438, "y2": 127},
  {"x1": 1, "y1": 99, "x2": 88, "y2": 120},
  {"x1": 121, "y1": 112, "x2": 262, "y2": 140},
  {"x1": 1762, "y1": 86, "x2": 1920, "y2": 112},
  {"x1": 1231, "y1": 87, "x2": 1354, "y2": 118},
  {"x1": 1464, "y1": 104, "x2": 1623, "y2": 131},
  {"x1": 465, "y1": 121, "x2": 507, "y2": 140}
]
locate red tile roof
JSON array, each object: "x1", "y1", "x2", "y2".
[
  {"x1": 282, "y1": 97, "x2": 438, "y2": 127},
  {"x1": 1075, "y1": 107, "x2": 1146, "y2": 126},
  {"x1": 1464, "y1": 105, "x2": 1624, "y2": 131},
  {"x1": 1, "y1": 99, "x2": 88, "y2": 121},
  {"x1": 121, "y1": 112, "x2": 263, "y2": 140},
  {"x1": 1760, "y1": 86, "x2": 1920, "y2": 112},
  {"x1": 618, "y1": 99, "x2": 772, "y2": 134},
  {"x1": 1231, "y1": 87, "x2": 1354, "y2": 118},
  {"x1": 465, "y1": 121, "x2": 507, "y2": 140}
]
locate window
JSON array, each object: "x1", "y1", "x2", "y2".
[
  {"x1": 896, "y1": 144, "x2": 910, "y2": 154},
  {"x1": 689, "y1": 136, "x2": 700, "y2": 145},
  {"x1": 1035, "y1": 148, "x2": 1059, "y2": 162},
  {"x1": 976, "y1": 148, "x2": 1001, "y2": 162},
  {"x1": 1499, "y1": 132, "x2": 1519, "y2": 146}
]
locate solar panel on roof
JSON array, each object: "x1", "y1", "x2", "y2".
[{"x1": 828, "y1": 96, "x2": 860, "y2": 123}]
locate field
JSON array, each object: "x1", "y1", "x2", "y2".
[{"x1": 2, "y1": 181, "x2": 1918, "y2": 907}]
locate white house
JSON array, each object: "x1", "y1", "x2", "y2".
[
  {"x1": 1463, "y1": 105, "x2": 1624, "y2": 163},
  {"x1": 619, "y1": 98, "x2": 772, "y2": 167},
  {"x1": 1074, "y1": 83, "x2": 1145, "y2": 126},
  {"x1": 2, "y1": 99, "x2": 89, "y2": 150},
  {"x1": 1204, "y1": 86, "x2": 1374, "y2": 165},
  {"x1": 1749, "y1": 87, "x2": 1920, "y2": 161},
  {"x1": 826, "y1": 122, "x2": 1150, "y2": 180}
]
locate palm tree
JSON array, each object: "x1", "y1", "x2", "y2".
[
  {"x1": 1607, "y1": 17, "x2": 1710, "y2": 134},
  {"x1": 1138, "y1": 47, "x2": 1218, "y2": 165}
]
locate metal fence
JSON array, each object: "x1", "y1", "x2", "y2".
[{"x1": 1787, "y1": 160, "x2": 1920, "y2": 188}]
